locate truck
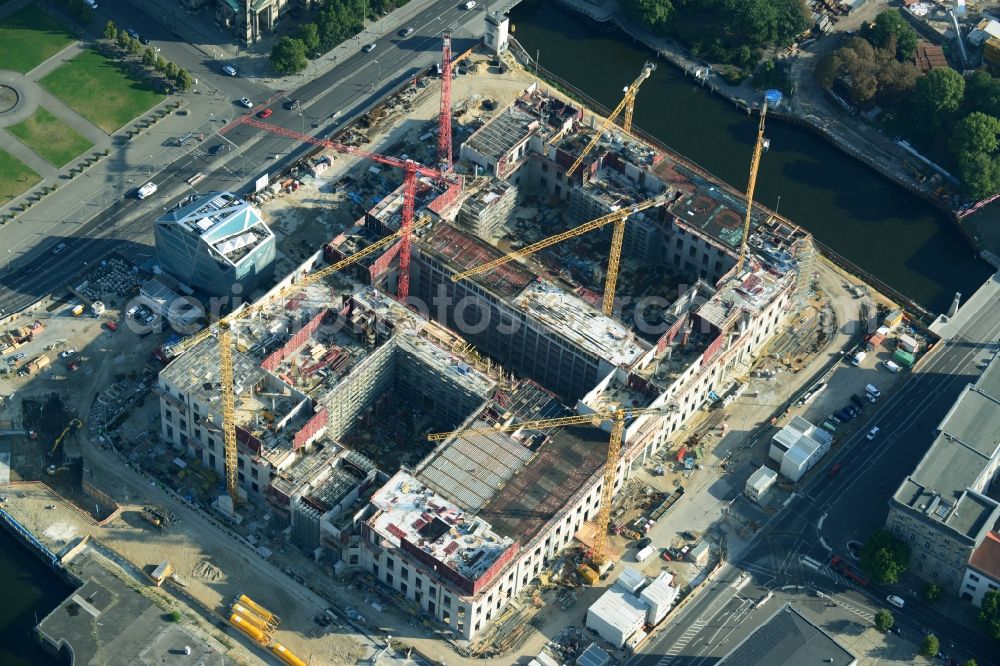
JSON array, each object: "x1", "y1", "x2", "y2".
[
  {"x1": 141, "y1": 505, "x2": 169, "y2": 530},
  {"x1": 636, "y1": 545, "x2": 656, "y2": 562},
  {"x1": 830, "y1": 554, "x2": 870, "y2": 587},
  {"x1": 647, "y1": 486, "x2": 685, "y2": 523}
]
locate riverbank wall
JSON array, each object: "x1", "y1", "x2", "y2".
[{"x1": 545, "y1": 0, "x2": 999, "y2": 270}]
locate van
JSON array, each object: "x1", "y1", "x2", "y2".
[
  {"x1": 883, "y1": 359, "x2": 901, "y2": 373},
  {"x1": 886, "y1": 595, "x2": 905, "y2": 608},
  {"x1": 852, "y1": 351, "x2": 867, "y2": 366},
  {"x1": 636, "y1": 545, "x2": 655, "y2": 562},
  {"x1": 865, "y1": 384, "x2": 881, "y2": 398}
]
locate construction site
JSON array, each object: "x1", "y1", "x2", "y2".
[{"x1": 0, "y1": 22, "x2": 913, "y2": 666}]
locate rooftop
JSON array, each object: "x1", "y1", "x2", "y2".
[
  {"x1": 465, "y1": 88, "x2": 578, "y2": 161},
  {"x1": 719, "y1": 603, "x2": 855, "y2": 666},
  {"x1": 37, "y1": 552, "x2": 236, "y2": 666},
  {"x1": 698, "y1": 267, "x2": 788, "y2": 330},
  {"x1": 369, "y1": 471, "x2": 517, "y2": 591},
  {"x1": 416, "y1": 382, "x2": 563, "y2": 512},
  {"x1": 588, "y1": 587, "x2": 647, "y2": 634},
  {"x1": 158, "y1": 191, "x2": 273, "y2": 266},
  {"x1": 513, "y1": 281, "x2": 648, "y2": 367},
  {"x1": 970, "y1": 532, "x2": 1000, "y2": 582},
  {"x1": 892, "y1": 352, "x2": 1000, "y2": 541},
  {"x1": 419, "y1": 222, "x2": 534, "y2": 299}
]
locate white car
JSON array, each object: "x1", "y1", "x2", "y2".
[
  {"x1": 136, "y1": 182, "x2": 157, "y2": 199},
  {"x1": 222, "y1": 64, "x2": 237, "y2": 77},
  {"x1": 59, "y1": 349, "x2": 77, "y2": 358},
  {"x1": 84, "y1": 0, "x2": 97, "y2": 8},
  {"x1": 886, "y1": 595, "x2": 905, "y2": 609},
  {"x1": 362, "y1": 43, "x2": 377, "y2": 53},
  {"x1": 239, "y1": 97, "x2": 253, "y2": 108},
  {"x1": 866, "y1": 426, "x2": 880, "y2": 441},
  {"x1": 462, "y1": 0, "x2": 476, "y2": 8}
]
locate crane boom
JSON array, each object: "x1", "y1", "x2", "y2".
[
  {"x1": 449, "y1": 194, "x2": 666, "y2": 283},
  {"x1": 427, "y1": 404, "x2": 670, "y2": 564},
  {"x1": 736, "y1": 99, "x2": 770, "y2": 274},
  {"x1": 565, "y1": 63, "x2": 655, "y2": 178},
  {"x1": 218, "y1": 324, "x2": 238, "y2": 501}
]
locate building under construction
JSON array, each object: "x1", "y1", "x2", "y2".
[{"x1": 157, "y1": 84, "x2": 813, "y2": 642}]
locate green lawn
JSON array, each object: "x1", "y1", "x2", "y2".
[
  {"x1": 7, "y1": 107, "x2": 93, "y2": 167},
  {"x1": 40, "y1": 49, "x2": 164, "y2": 134},
  {"x1": 0, "y1": 4, "x2": 76, "y2": 73},
  {"x1": 0, "y1": 148, "x2": 41, "y2": 203}
]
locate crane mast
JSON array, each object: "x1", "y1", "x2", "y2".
[
  {"x1": 565, "y1": 62, "x2": 655, "y2": 178},
  {"x1": 737, "y1": 91, "x2": 781, "y2": 274},
  {"x1": 438, "y1": 33, "x2": 453, "y2": 172}
]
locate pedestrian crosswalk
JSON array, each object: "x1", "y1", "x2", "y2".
[{"x1": 656, "y1": 617, "x2": 706, "y2": 665}]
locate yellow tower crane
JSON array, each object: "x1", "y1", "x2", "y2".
[
  {"x1": 449, "y1": 194, "x2": 667, "y2": 316},
  {"x1": 565, "y1": 62, "x2": 656, "y2": 178},
  {"x1": 736, "y1": 91, "x2": 781, "y2": 274},
  {"x1": 168, "y1": 220, "x2": 427, "y2": 504},
  {"x1": 427, "y1": 404, "x2": 672, "y2": 566}
]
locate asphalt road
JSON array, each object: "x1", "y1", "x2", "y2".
[
  {"x1": 0, "y1": 0, "x2": 483, "y2": 316},
  {"x1": 632, "y1": 295, "x2": 1000, "y2": 666}
]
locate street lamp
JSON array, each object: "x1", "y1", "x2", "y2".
[
  {"x1": 146, "y1": 154, "x2": 154, "y2": 175},
  {"x1": 298, "y1": 112, "x2": 305, "y2": 134}
]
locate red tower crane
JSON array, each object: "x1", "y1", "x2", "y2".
[
  {"x1": 233, "y1": 117, "x2": 456, "y2": 301},
  {"x1": 438, "y1": 33, "x2": 453, "y2": 172}
]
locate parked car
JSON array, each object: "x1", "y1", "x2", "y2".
[
  {"x1": 126, "y1": 305, "x2": 140, "y2": 317},
  {"x1": 59, "y1": 349, "x2": 76, "y2": 358},
  {"x1": 866, "y1": 426, "x2": 880, "y2": 441},
  {"x1": 83, "y1": 0, "x2": 97, "y2": 8},
  {"x1": 886, "y1": 595, "x2": 905, "y2": 608},
  {"x1": 636, "y1": 537, "x2": 652, "y2": 550},
  {"x1": 852, "y1": 350, "x2": 867, "y2": 366},
  {"x1": 222, "y1": 64, "x2": 237, "y2": 77},
  {"x1": 660, "y1": 549, "x2": 672, "y2": 561},
  {"x1": 126, "y1": 28, "x2": 139, "y2": 39},
  {"x1": 865, "y1": 384, "x2": 881, "y2": 398},
  {"x1": 850, "y1": 394, "x2": 866, "y2": 409}
]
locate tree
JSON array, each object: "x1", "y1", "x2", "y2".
[
  {"x1": 116, "y1": 30, "x2": 129, "y2": 50},
  {"x1": 623, "y1": 0, "x2": 673, "y2": 32},
  {"x1": 815, "y1": 38, "x2": 917, "y2": 106},
  {"x1": 154, "y1": 56, "x2": 167, "y2": 72},
  {"x1": 863, "y1": 10, "x2": 919, "y2": 61},
  {"x1": 174, "y1": 69, "x2": 193, "y2": 91},
  {"x1": 964, "y1": 660, "x2": 978, "y2": 666},
  {"x1": 920, "y1": 633, "x2": 939, "y2": 657},
  {"x1": 298, "y1": 23, "x2": 320, "y2": 54},
  {"x1": 167, "y1": 610, "x2": 182, "y2": 622},
  {"x1": 979, "y1": 589, "x2": 1000, "y2": 639},
  {"x1": 126, "y1": 36, "x2": 142, "y2": 56},
  {"x1": 270, "y1": 37, "x2": 308, "y2": 75},
  {"x1": 910, "y1": 66, "x2": 965, "y2": 135},
  {"x1": 922, "y1": 582, "x2": 942, "y2": 603},
  {"x1": 965, "y1": 71, "x2": 1000, "y2": 117},
  {"x1": 956, "y1": 150, "x2": 1000, "y2": 199},
  {"x1": 163, "y1": 61, "x2": 178, "y2": 80},
  {"x1": 859, "y1": 530, "x2": 910, "y2": 585},
  {"x1": 141, "y1": 47, "x2": 156, "y2": 68},
  {"x1": 951, "y1": 112, "x2": 1000, "y2": 156},
  {"x1": 104, "y1": 20, "x2": 117, "y2": 41},
  {"x1": 874, "y1": 608, "x2": 894, "y2": 631}
]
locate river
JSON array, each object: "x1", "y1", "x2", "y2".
[
  {"x1": 0, "y1": 527, "x2": 67, "y2": 666},
  {"x1": 508, "y1": 0, "x2": 993, "y2": 313}
]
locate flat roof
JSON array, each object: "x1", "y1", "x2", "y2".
[
  {"x1": 698, "y1": 267, "x2": 788, "y2": 330},
  {"x1": 369, "y1": 471, "x2": 515, "y2": 583},
  {"x1": 892, "y1": 352, "x2": 1000, "y2": 541},
  {"x1": 719, "y1": 603, "x2": 855, "y2": 666},
  {"x1": 419, "y1": 222, "x2": 534, "y2": 299},
  {"x1": 513, "y1": 281, "x2": 648, "y2": 367},
  {"x1": 37, "y1": 551, "x2": 235, "y2": 666},
  {"x1": 481, "y1": 423, "x2": 608, "y2": 542}
]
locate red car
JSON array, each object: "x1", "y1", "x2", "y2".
[
  {"x1": 828, "y1": 463, "x2": 842, "y2": 478},
  {"x1": 258, "y1": 108, "x2": 273, "y2": 119}
]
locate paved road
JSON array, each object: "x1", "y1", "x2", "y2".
[
  {"x1": 631, "y1": 292, "x2": 1000, "y2": 666},
  {"x1": 0, "y1": 0, "x2": 485, "y2": 316}
]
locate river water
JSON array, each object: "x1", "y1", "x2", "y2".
[
  {"x1": 508, "y1": 0, "x2": 993, "y2": 313},
  {"x1": 0, "y1": 528, "x2": 67, "y2": 666}
]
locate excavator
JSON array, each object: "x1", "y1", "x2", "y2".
[{"x1": 48, "y1": 418, "x2": 82, "y2": 460}]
